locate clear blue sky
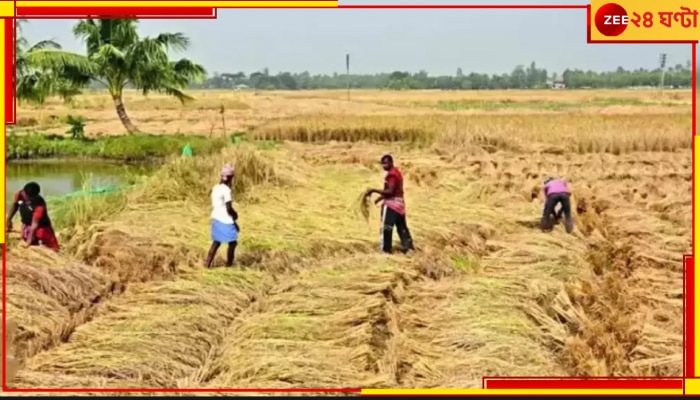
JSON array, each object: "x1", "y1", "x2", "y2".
[{"x1": 20, "y1": 0, "x2": 694, "y2": 76}]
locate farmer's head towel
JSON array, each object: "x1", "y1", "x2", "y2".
[{"x1": 220, "y1": 164, "x2": 234, "y2": 179}]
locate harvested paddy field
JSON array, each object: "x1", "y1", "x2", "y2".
[{"x1": 4, "y1": 89, "x2": 691, "y2": 394}]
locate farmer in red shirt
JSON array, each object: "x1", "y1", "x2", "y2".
[
  {"x1": 6, "y1": 182, "x2": 60, "y2": 251},
  {"x1": 365, "y1": 154, "x2": 415, "y2": 254},
  {"x1": 541, "y1": 177, "x2": 574, "y2": 234}
]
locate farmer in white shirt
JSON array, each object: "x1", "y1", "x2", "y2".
[{"x1": 205, "y1": 164, "x2": 240, "y2": 268}]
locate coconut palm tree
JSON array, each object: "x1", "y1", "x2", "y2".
[
  {"x1": 68, "y1": 19, "x2": 206, "y2": 134},
  {"x1": 15, "y1": 19, "x2": 92, "y2": 105}
]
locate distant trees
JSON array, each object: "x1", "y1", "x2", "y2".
[{"x1": 193, "y1": 61, "x2": 693, "y2": 91}]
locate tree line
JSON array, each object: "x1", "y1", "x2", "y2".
[
  {"x1": 16, "y1": 18, "x2": 694, "y2": 135},
  {"x1": 196, "y1": 61, "x2": 693, "y2": 91}
]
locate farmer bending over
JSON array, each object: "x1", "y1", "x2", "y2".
[
  {"x1": 365, "y1": 154, "x2": 415, "y2": 254},
  {"x1": 6, "y1": 182, "x2": 60, "y2": 251},
  {"x1": 205, "y1": 164, "x2": 240, "y2": 268},
  {"x1": 541, "y1": 177, "x2": 574, "y2": 233}
]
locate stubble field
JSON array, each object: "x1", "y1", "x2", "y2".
[{"x1": 4, "y1": 89, "x2": 692, "y2": 394}]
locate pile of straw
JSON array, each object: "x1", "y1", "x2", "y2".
[
  {"x1": 15, "y1": 269, "x2": 270, "y2": 389},
  {"x1": 71, "y1": 227, "x2": 187, "y2": 283},
  {"x1": 208, "y1": 255, "x2": 405, "y2": 389},
  {"x1": 5, "y1": 320, "x2": 21, "y2": 383},
  {"x1": 5, "y1": 247, "x2": 116, "y2": 359}
]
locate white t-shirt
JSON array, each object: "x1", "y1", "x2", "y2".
[{"x1": 211, "y1": 183, "x2": 234, "y2": 224}]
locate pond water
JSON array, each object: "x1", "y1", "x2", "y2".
[{"x1": 6, "y1": 161, "x2": 157, "y2": 207}]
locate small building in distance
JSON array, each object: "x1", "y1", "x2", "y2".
[
  {"x1": 546, "y1": 76, "x2": 566, "y2": 89},
  {"x1": 551, "y1": 80, "x2": 566, "y2": 89}
]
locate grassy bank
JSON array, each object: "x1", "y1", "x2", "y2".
[{"x1": 7, "y1": 133, "x2": 229, "y2": 161}]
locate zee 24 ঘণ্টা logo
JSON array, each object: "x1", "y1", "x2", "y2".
[{"x1": 594, "y1": 2, "x2": 699, "y2": 37}]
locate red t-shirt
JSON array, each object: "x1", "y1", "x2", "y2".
[
  {"x1": 14, "y1": 191, "x2": 59, "y2": 250},
  {"x1": 383, "y1": 168, "x2": 406, "y2": 215},
  {"x1": 385, "y1": 168, "x2": 404, "y2": 198},
  {"x1": 13, "y1": 191, "x2": 48, "y2": 225}
]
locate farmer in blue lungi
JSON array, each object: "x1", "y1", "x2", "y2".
[{"x1": 205, "y1": 164, "x2": 240, "y2": 268}]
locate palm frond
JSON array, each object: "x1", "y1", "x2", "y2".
[
  {"x1": 28, "y1": 40, "x2": 61, "y2": 52},
  {"x1": 171, "y1": 58, "x2": 207, "y2": 85},
  {"x1": 24, "y1": 50, "x2": 94, "y2": 75},
  {"x1": 73, "y1": 19, "x2": 102, "y2": 56},
  {"x1": 16, "y1": 74, "x2": 40, "y2": 102},
  {"x1": 131, "y1": 63, "x2": 171, "y2": 94},
  {"x1": 90, "y1": 43, "x2": 128, "y2": 74},
  {"x1": 127, "y1": 38, "x2": 168, "y2": 65},
  {"x1": 154, "y1": 32, "x2": 190, "y2": 52},
  {"x1": 58, "y1": 64, "x2": 95, "y2": 87},
  {"x1": 16, "y1": 37, "x2": 29, "y2": 51},
  {"x1": 14, "y1": 20, "x2": 96, "y2": 105},
  {"x1": 161, "y1": 86, "x2": 194, "y2": 104},
  {"x1": 92, "y1": 43, "x2": 126, "y2": 60},
  {"x1": 16, "y1": 73, "x2": 53, "y2": 105},
  {"x1": 110, "y1": 19, "x2": 139, "y2": 49}
]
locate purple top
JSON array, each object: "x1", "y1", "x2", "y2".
[{"x1": 543, "y1": 179, "x2": 570, "y2": 198}]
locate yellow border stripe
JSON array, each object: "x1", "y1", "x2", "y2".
[
  {"x1": 361, "y1": 389, "x2": 683, "y2": 395},
  {"x1": 686, "y1": 378, "x2": 700, "y2": 394},
  {"x1": 17, "y1": 1, "x2": 337, "y2": 7},
  {"x1": 0, "y1": 1, "x2": 13, "y2": 17}
]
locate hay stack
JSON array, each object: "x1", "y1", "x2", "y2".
[
  {"x1": 71, "y1": 228, "x2": 185, "y2": 283},
  {"x1": 209, "y1": 255, "x2": 404, "y2": 389},
  {"x1": 18, "y1": 269, "x2": 270, "y2": 388},
  {"x1": 5, "y1": 248, "x2": 116, "y2": 359}
]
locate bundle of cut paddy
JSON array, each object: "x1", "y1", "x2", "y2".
[
  {"x1": 208, "y1": 255, "x2": 404, "y2": 390},
  {"x1": 16, "y1": 268, "x2": 269, "y2": 389},
  {"x1": 5, "y1": 247, "x2": 116, "y2": 359}
]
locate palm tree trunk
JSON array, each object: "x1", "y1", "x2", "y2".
[{"x1": 112, "y1": 94, "x2": 138, "y2": 134}]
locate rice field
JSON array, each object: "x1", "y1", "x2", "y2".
[{"x1": 4, "y1": 88, "x2": 692, "y2": 394}]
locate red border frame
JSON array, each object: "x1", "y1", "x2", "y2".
[{"x1": 2, "y1": 2, "x2": 696, "y2": 395}]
